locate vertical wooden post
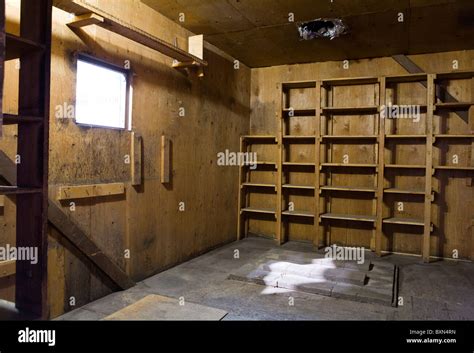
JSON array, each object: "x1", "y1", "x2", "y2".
[
  {"x1": 326, "y1": 86, "x2": 334, "y2": 246},
  {"x1": 314, "y1": 81, "x2": 322, "y2": 249},
  {"x1": 237, "y1": 137, "x2": 245, "y2": 240},
  {"x1": 470, "y1": 77, "x2": 474, "y2": 261},
  {"x1": 276, "y1": 85, "x2": 283, "y2": 245},
  {"x1": 15, "y1": 0, "x2": 52, "y2": 318},
  {"x1": 423, "y1": 74, "x2": 435, "y2": 262},
  {"x1": 131, "y1": 132, "x2": 142, "y2": 186},
  {"x1": 160, "y1": 135, "x2": 170, "y2": 184},
  {"x1": 0, "y1": 0, "x2": 4, "y2": 138},
  {"x1": 375, "y1": 77, "x2": 386, "y2": 256}
]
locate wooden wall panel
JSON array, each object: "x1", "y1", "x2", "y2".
[{"x1": 250, "y1": 50, "x2": 474, "y2": 259}]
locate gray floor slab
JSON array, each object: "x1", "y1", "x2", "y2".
[{"x1": 55, "y1": 236, "x2": 474, "y2": 321}]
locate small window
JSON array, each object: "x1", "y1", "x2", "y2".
[{"x1": 75, "y1": 55, "x2": 130, "y2": 129}]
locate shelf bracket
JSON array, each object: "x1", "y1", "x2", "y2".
[{"x1": 67, "y1": 12, "x2": 104, "y2": 28}]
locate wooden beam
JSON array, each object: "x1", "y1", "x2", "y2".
[
  {"x1": 423, "y1": 74, "x2": 435, "y2": 263},
  {"x1": 56, "y1": 0, "x2": 207, "y2": 66},
  {"x1": 376, "y1": 77, "x2": 386, "y2": 257},
  {"x1": 314, "y1": 81, "x2": 322, "y2": 249},
  {"x1": 48, "y1": 201, "x2": 135, "y2": 290},
  {"x1": 67, "y1": 12, "x2": 104, "y2": 28},
  {"x1": 161, "y1": 135, "x2": 170, "y2": 184},
  {"x1": 57, "y1": 182, "x2": 125, "y2": 200},
  {"x1": 0, "y1": 259, "x2": 15, "y2": 278},
  {"x1": 0, "y1": 0, "x2": 4, "y2": 138},
  {"x1": 237, "y1": 137, "x2": 245, "y2": 241},
  {"x1": 0, "y1": 142, "x2": 134, "y2": 291},
  {"x1": 131, "y1": 132, "x2": 142, "y2": 186},
  {"x1": 0, "y1": 151, "x2": 16, "y2": 185},
  {"x1": 276, "y1": 85, "x2": 283, "y2": 245},
  {"x1": 15, "y1": 0, "x2": 52, "y2": 319},
  {"x1": 391, "y1": 54, "x2": 468, "y2": 121}
]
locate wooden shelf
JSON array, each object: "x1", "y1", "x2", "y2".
[
  {"x1": 282, "y1": 135, "x2": 316, "y2": 140},
  {"x1": 435, "y1": 102, "x2": 473, "y2": 110},
  {"x1": 434, "y1": 166, "x2": 474, "y2": 171},
  {"x1": 282, "y1": 108, "x2": 316, "y2": 116},
  {"x1": 57, "y1": 0, "x2": 207, "y2": 68},
  {"x1": 282, "y1": 184, "x2": 315, "y2": 190},
  {"x1": 241, "y1": 183, "x2": 276, "y2": 189},
  {"x1": 383, "y1": 217, "x2": 424, "y2": 227},
  {"x1": 321, "y1": 163, "x2": 377, "y2": 168},
  {"x1": 282, "y1": 81, "x2": 317, "y2": 89},
  {"x1": 322, "y1": 106, "x2": 378, "y2": 115},
  {"x1": 242, "y1": 161, "x2": 277, "y2": 168},
  {"x1": 385, "y1": 134, "x2": 427, "y2": 139},
  {"x1": 242, "y1": 135, "x2": 277, "y2": 142},
  {"x1": 436, "y1": 71, "x2": 474, "y2": 80},
  {"x1": 434, "y1": 134, "x2": 473, "y2": 139},
  {"x1": 321, "y1": 135, "x2": 377, "y2": 140},
  {"x1": 283, "y1": 162, "x2": 316, "y2": 167},
  {"x1": 2, "y1": 113, "x2": 44, "y2": 125},
  {"x1": 240, "y1": 207, "x2": 276, "y2": 215},
  {"x1": 385, "y1": 164, "x2": 426, "y2": 169},
  {"x1": 5, "y1": 33, "x2": 44, "y2": 61},
  {"x1": 320, "y1": 213, "x2": 376, "y2": 223},
  {"x1": 385, "y1": 73, "x2": 427, "y2": 83},
  {"x1": 384, "y1": 188, "x2": 425, "y2": 195},
  {"x1": 0, "y1": 186, "x2": 43, "y2": 195},
  {"x1": 282, "y1": 210, "x2": 314, "y2": 218},
  {"x1": 322, "y1": 76, "x2": 378, "y2": 86},
  {"x1": 320, "y1": 186, "x2": 376, "y2": 193}
]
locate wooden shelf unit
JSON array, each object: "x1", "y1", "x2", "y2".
[
  {"x1": 278, "y1": 81, "x2": 319, "y2": 245},
  {"x1": 432, "y1": 71, "x2": 474, "y2": 177},
  {"x1": 319, "y1": 77, "x2": 381, "y2": 250},
  {"x1": 238, "y1": 71, "x2": 474, "y2": 263},
  {"x1": 1, "y1": 0, "x2": 53, "y2": 318},
  {"x1": 237, "y1": 135, "x2": 278, "y2": 240}
]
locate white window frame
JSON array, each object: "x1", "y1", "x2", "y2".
[{"x1": 75, "y1": 54, "x2": 132, "y2": 130}]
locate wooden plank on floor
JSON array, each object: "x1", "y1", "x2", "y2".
[
  {"x1": 103, "y1": 294, "x2": 228, "y2": 320},
  {"x1": 57, "y1": 183, "x2": 125, "y2": 200}
]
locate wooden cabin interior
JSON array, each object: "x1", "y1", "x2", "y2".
[{"x1": 0, "y1": 0, "x2": 473, "y2": 324}]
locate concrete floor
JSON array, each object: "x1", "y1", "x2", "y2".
[{"x1": 55, "y1": 237, "x2": 474, "y2": 320}]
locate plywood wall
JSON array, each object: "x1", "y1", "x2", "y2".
[
  {"x1": 0, "y1": 0, "x2": 250, "y2": 317},
  {"x1": 249, "y1": 50, "x2": 473, "y2": 259}
]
